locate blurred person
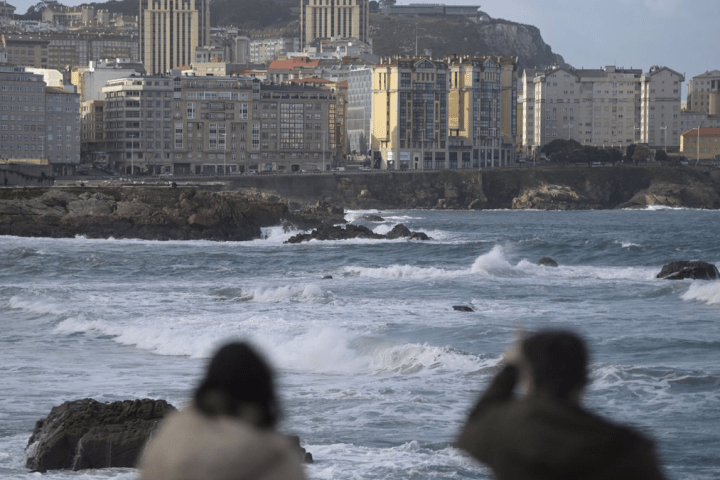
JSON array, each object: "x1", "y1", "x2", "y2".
[
  {"x1": 139, "y1": 342, "x2": 306, "y2": 480},
  {"x1": 457, "y1": 330, "x2": 667, "y2": 480}
]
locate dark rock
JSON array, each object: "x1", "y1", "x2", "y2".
[
  {"x1": 656, "y1": 261, "x2": 720, "y2": 280},
  {"x1": 453, "y1": 305, "x2": 474, "y2": 312},
  {"x1": 25, "y1": 398, "x2": 175, "y2": 472},
  {"x1": 285, "y1": 223, "x2": 430, "y2": 244},
  {"x1": 361, "y1": 214, "x2": 385, "y2": 222},
  {"x1": 322, "y1": 275, "x2": 333, "y2": 279},
  {"x1": 537, "y1": 257, "x2": 559, "y2": 267}
]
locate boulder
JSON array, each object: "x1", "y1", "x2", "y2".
[
  {"x1": 25, "y1": 398, "x2": 175, "y2": 472},
  {"x1": 656, "y1": 261, "x2": 720, "y2": 280},
  {"x1": 285, "y1": 223, "x2": 430, "y2": 244},
  {"x1": 453, "y1": 305, "x2": 474, "y2": 312},
  {"x1": 537, "y1": 257, "x2": 559, "y2": 267},
  {"x1": 287, "y1": 435, "x2": 314, "y2": 464},
  {"x1": 361, "y1": 214, "x2": 385, "y2": 222}
]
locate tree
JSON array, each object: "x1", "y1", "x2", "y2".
[
  {"x1": 633, "y1": 145, "x2": 650, "y2": 162},
  {"x1": 369, "y1": 1, "x2": 380, "y2": 13},
  {"x1": 655, "y1": 150, "x2": 668, "y2": 162},
  {"x1": 625, "y1": 144, "x2": 637, "y2": 163}
]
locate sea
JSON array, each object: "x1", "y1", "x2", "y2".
[{"x1": 1, "y1": 208, "x2": 719, "y2": 480}]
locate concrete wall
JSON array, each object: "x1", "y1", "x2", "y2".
[{"x1": 0, "y1": 164, "x2": 54, "y2": 187}]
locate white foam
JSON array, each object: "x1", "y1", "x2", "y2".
[
  {"x1": 470, "y1": 245, "x2": 523, "y2": 277},
  {"x1": 682, "y1": 281, "x2": 720, "y2": 306},
  {"x1": 343, "y1": 264, "x2": 458, "y2": 279},
  {"x1": 7, "y1": 295, "x2": 66, "y2": 316}
]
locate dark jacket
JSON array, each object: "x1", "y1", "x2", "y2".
[{"x1": 457, "y1": 366, "x2": 667, "y2": 480}]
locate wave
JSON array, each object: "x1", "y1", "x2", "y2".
[
  {"x1": 7, "y1": 294, "x2": 67, "y2": 316},
  {"x1": 210, "y1": 284, "x2": 328, "y2": 303},
  {"x1": 343, "y1": 264, "x2": 459, "y2": 279},
  {"x1": 682, "y1": 281, "x2": 720, "y2": 306}
]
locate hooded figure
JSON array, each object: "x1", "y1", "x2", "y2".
[
  {"x1": 457, "y1": 331, "x2": 667, "y2": 480},
  {"x1": 138, "y1": 342, "x2": 306, "y2": 480}
]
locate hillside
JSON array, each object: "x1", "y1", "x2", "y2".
[{"x1": 23, "y1": 0, "x2": 564, "y2": 69}]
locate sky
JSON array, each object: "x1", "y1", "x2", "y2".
[{"x1": 403, "y1": 0, "x2": 719, "y2": 83}]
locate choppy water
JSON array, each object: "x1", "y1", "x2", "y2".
[{"x1": 1, "y1": 208, "x2": 719, "y2": 479}]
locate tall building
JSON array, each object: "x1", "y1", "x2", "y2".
[
  {"x1": 686, "y1": 70, "x2": 720, "y2": 115},
  {"x1": 300, "y1": 0, "x2": 369, "y2": 49},
  {"x1": 371, "y1": 55, "x2": 516, "y2": 171},
  {"x1": 102, "y1": 74, "x2": 337, "y2": 174},
  {"x1": 523, "y1": 65, "x2": 685, "y2": 154},
  {"x1": 640, "y1": 65, "x2": 684, "y2": 150},
  {"x1": 139, "y1": 0, "x2": 210, "y2": 74}
]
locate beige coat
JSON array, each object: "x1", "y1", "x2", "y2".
[{"x1": 138, "y1": 405, "x2": 307, "y2": 480}]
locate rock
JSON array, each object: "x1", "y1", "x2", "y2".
[
  {"x1": 537, "y1": 257, "x2": 559, "y2": 267},
  {"x1": 285, "y1": 224, "x2": 430, "y2": 243},
  {"x1": 361, "y1": 214, "x2": 384, "y2": 222},
  {"x1": 453, "y1": 305, "x2": 474, "y2": 312},
  {"x1": 25, "y1": 398, "x2": 175, "y2": 472},
  {"x1": 656, "y1": 261, "x2": 720, "y2": 280},
  {"x1": 322, "y1": 275, "x2": 333, "y2": 279}
]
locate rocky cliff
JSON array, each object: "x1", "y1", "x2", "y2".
[
  {"x1": 369, "y1": 15, "x2": 565, "y2": 70},
  {"x1": 0, "y1": 186, "x2": 344, "y2": 241}
]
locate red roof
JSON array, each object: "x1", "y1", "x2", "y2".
[
  {"x1": 681, "y1": 127, "x2": 720, "y2": 137},
  {"x1": 268, "y1": 57, "x2": 319, "y2": 71}
]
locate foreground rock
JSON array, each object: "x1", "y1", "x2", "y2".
[
  {"x1": 656, "y1": 261, "x2": 720, "y2": 280},
  {"x1": 285, "y1": 223, "x2": 429, "y2": 243},
  {"x1": 0, "y1": 187, "x2": 344, "y2": 241},
  {"x1": 25, "y1": 398, "x2": 175, "y2": 472}
]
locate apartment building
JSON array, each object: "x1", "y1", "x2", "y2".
[
  {"x1": 640, "y1": 65, "x2": 684, "y2": 150},
  {"x1": 249, "y1": 37, "x2": 298, "y2": 65},
  {"x1": 71, "y1": 59, "x2": 146, "y2": 103},
  {"x1": 371, "y1": 55, "x2": 516, "y2": 171},
  {"x1": 0, "y1": 65, "x2": 47, "y2": 161},
  {"x1": 80, "y1": 100, "x2": 106, "y2": 164},
  {"x1": 686, "y1": 70, "x2": 720, "y2": 115},
  {"x1": 139, "y1": 0, "x2": 210, "y2": 74},
  {"x1": 45, "y1": 87, "x2": 81, "y2": 171},
  {"x1": 2, "y1": 35, "x2": 50, "y2": 68},
  {"x1": 300, "y1": 0, "x2": 369, "y2": 49},
  {"x1": 0, "y1": 65, "x2": 81, "y2": 172},
  {"x1": 346, "y1": 67, "x2": 372, "y2": 154},
  {"x1": 102, "y1": 74, "x2": 337, "y2": 174},
  {"x1": 0, "y1": 1, "x2": 16, "y2": 22}
]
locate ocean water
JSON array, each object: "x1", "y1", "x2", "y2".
[{"x1": 1, "y1": 209, "x2": 719, "y2": 479}]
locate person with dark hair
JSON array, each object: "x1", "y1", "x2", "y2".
[
  {"x1": 457, "y1": 330, "x2": 667, "y2": 480},
  {"x1": 138, "y1": 342, "x2": 306, "y2": 480}
]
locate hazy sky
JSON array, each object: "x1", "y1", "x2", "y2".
[
  {"x1": 405, "y1": 0, "x2": 718, "y2": 82},
  {"x1": 9, "y1": 0, "x2": 718, "y2": 82}
]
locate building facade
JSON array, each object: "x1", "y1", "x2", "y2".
[
  {"x1": 346, "y1": 67, "x2": 372, "y2": 154},
  {"x1": 300, "y1": 0, "x2": 369, "y2": 49},
  {"x1": 640, "y1": 65, "x2": 683, "y2": 150},
  {"x1": 45, "y1": 87, "x2": 81, "y2": 170},
  {"x1": 139, "y1": 0, "x2": 210, "y2": 74},
  {"x1": 0, "y1": 65, "x2": 47, "y2": 161},
  {"x1": 80, "y1": 100, "x2": 106, "y2": 164},
  {"x1": 102, "y1": 74, "x2": 337, "y2": 174},
  {"x1": 686, "y1": 70, "x2": 720, "y2": 115},
  {"x1": 680, "y1": 127, "x2": 720, "y2": 161},
  {"x1": 371, "y1": 55, "x2": 516, "y2": 171},
  {"x1": 2, "y1": 35, "x2": 50, "y2": 68}
]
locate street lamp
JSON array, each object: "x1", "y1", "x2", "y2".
[
  {"x1": 660, "y1": 125, "x2": 667, "y2": 153},
  {"x1": 696, "y1": 124, "x2": 701, "y2": 165}
]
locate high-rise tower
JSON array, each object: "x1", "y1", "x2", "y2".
[
  {"x1": 300, "y1": 0, "x2": 368, "y2": 49},
  {"x1": 140, "y1": 0, "x2": 210, "y2": 75}
]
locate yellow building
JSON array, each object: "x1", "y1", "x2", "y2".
[
  {"x1": 300, "y1": 0, "x2": 369, "y2": 49},
  {"x1": 681, "y1": 127, "x2": 720, "y2": 161},
  {"x1": 139, "y1": 0, "x2": 210, "y2": 75},
  {"x1": 371, "y1": 55, "x2": 517, "y2": 170}
]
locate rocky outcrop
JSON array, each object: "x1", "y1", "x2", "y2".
[
  {"x1": 0, "y1": 187, "x2": 345, "y2": 241},
  {"x1": 511, "y1": 184, "x2": 602, "y2": 210},
  {"x1": 285, "y1": 223, "x2": 429, "y2": 243},
  {"x1": 25, "y1": 398, "x2": 175, "y2": 472},
  {"x1": 537, "y1": 257, "x2": 559, "y2": 267},
  {"x1": 617, "y1": 182, "x2": 720, "y2": 209},
  {"x1": 369, "y1": 15, "x2": 564, "y2": 70},
  {"x1": 656, "y1": 261, "x2": 720, "y2": 280}
]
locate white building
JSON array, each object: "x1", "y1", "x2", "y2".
[
  {"x1": 686, "y1": 70, "x2": 720, "y2": 115},
  {"x1": 640, "y1": 65, "x2": 684, "y2": 150},
  {"x1": 71, "y1": 59, "x2": 145, "y2": 102}
]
